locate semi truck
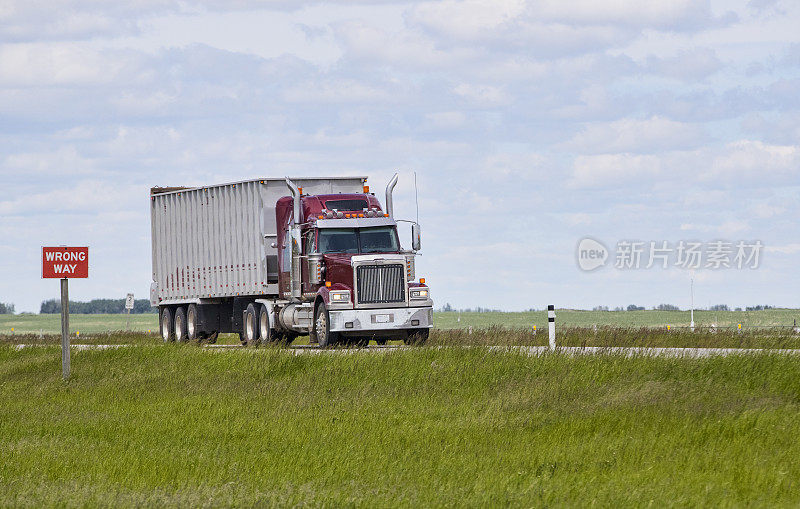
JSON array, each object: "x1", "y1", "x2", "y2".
[{"x1": 149, "y1": 175, "x2": 432, "y2": 346}]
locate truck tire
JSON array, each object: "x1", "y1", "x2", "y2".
[
  {"x1": 160, "y1": 307, "x2": 174, "y2": 342},
  {"x1": 314, "y1": 302, "x2": 339, "y2": 348},
  {"x1": 244, "y1": 303, "x2": 259, "y2": 347},
  {"x1": 259, "y1": 305, "x2": 272, "y2": 344},
  {"x1": 186, "y1": 304, "x2": 200, "y2": 342},
  {"x1": 174, "y1": 306, "x2": 189, "y2": 342},
  {"x1": 405, "y1": 328, "x2": 429, "y2": 345}
]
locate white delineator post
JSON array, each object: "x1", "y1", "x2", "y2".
[
  {"x1": 548, "y1": 305, "x2": 556, "y2": 349},
  {"x1": 690, "y1": 273, "x2": 695, "y2": 332}
]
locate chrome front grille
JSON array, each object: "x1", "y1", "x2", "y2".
[{"x1": 356, "y1": 264, "x2": 406, "y2": 304}]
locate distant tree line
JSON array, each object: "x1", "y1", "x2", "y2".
[
  {"x1": 438, "y1": 302, "x2": 782, "y2": 313},
  {"x1": 40, "y1": 299, "x2": 156, "y2": 314},
  {"x1": 0, "y1": 302, "x2": 14, "y2": 314},
  {"x1": 437, "y1": 303, "x2": 504, "y2": 312}
]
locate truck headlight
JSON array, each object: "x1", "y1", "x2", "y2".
[
  {"x1": 330, "y1": 291, "x2": 350, "y2": 303},
  {"x1": 410, "y1": 288, "x2": 429, "y2": 299}
]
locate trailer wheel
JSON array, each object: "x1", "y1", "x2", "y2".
[
  {"x1": 244, "y1": 303, "x2": 259, "y2": 347},
  {"x1": 405, "y1": 328, "x2": 429, "y2": 345},
  {"x1": 186, "y1": 304, "x2": 200, "y2": 342},
  {"x1": 314, "y1": 302, "x2": 339, "y2": 348},
  {"x1": 174, "y1": 306, "x2": 188, "y2": 342},
  {"x1": 160, "y1": 307, "x2": 174, "y2": 342},
  {"x1": 259, "y1": 305, "x2": 272, "y2": 343}
]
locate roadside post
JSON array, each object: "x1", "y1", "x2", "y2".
[
  {"x1": 125, "y1": 293, "x2": 134, "y2": 330},
  {"x1": 42, "y1": 246, "x2": 89, "y2": 379},
  {"x1": 548, "y1": 305, "x2": 556, "y2": 349}
]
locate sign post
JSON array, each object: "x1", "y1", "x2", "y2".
[
  {"x1": 61, "y1": 278, "x2": 70, "y2": 378},
  {"x1": 42, "y1": 246, "x2": 89, "y2": 379},
  {"x1": 125, "y1": 293, "x2": 134, "y2": 330}
]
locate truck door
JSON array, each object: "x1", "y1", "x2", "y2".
[{"x1": 301, "y1": 229, "x2": 316, "y2": 294}]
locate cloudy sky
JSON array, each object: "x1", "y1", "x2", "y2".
[{"x1": 1, "y1": 0, "x2": 799, "y2": 313}]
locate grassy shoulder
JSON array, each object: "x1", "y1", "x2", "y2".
[{"x1": 2, "y1": 346, "x2": 800, "y2": 506}]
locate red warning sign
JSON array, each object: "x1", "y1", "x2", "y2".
[{"x1": 42, "y1": 246, "x2": 89, "y2": 279}]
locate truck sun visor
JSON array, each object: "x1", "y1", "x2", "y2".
[{"x1": 324, "y1": 199, "x2": 369, "y2": 211}]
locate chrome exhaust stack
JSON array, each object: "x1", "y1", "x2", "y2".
[
  {"x1": 285, "y1": 177, "x2": 301, "y2": 225},
  {"x1": 285, "y1": 177, "x2": 302, "y2": 299},
  {"x1": 385, "y1": 172, "x2": 398, "y2": 219}
]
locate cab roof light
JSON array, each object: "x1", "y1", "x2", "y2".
[
  {"x1": 420, "y1": 278, "x2": 426, "y2": 284},
  {"x1": 363, "y1": 185, "x2": 370, "y2": 193},
  {"x1": 325, "y1": 281, "x2": 332, "y2": 288}
]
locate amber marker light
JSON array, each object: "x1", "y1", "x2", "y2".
[
  {"x1": 325, "y1": 281, "x2": 332, "y2": 288},
  {"x1": 363, "y1": 185, "x2": 370, "y2": 193},
  {"x1": 419, "y1": 278, "x2": 426, "y2": 284}
]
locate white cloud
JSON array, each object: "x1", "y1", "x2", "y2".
[
  {"x1": 570, "y1": 153, "x2": 662, "y2": 187},
  {"x1": 766, "y1": 243, "x2": 800, "y2": 254},
  {"x1": 709, "y1": 140, "x2": 799, "y2": 181},
  {"x1": 453, "y1": 83, "x2": 509, "y2": 105},
  {"x1": 0, "y1": 180, "x2": 139, "y2": 216},
  {"x1": 645, "y1": 48, "x2": 724, "y2": 80},
  {"x1": 562, "y1": 116, "x2": 707, "y2": 154},
  {"x1": 0, "y1": 43, "x2": 133, "y2": 87}
]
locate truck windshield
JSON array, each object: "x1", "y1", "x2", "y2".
[{"x1": 318, "y1": 227, "x2": 399, "y2": 254}]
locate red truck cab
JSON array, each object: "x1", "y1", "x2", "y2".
[{"x1": 275, "y1": 183, "x2": 432, "y2": 346}]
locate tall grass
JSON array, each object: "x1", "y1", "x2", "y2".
[{"x1": 2, "y1": 345, "x2": 800, "y2": 506}]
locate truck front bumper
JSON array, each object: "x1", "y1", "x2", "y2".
[{"x1": 328, "y1": 306, "x2": 433, "y2": 333}]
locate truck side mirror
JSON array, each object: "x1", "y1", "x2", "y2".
[{"x1": 412, "y1": 223, "x2": 421, "y2": 251}]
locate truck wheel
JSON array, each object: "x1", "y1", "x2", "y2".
[
  {"x1": 259, "y1": 305, "x2": 272, "y2": 343},
  {"x1": 160, "y1": 307, "x2": 174, "y2": 342},
  {"x1": 245, "y1": 303, "x2": 260, "y2": 347},
  {"x1": 405, "y1": 328, "x2": 429, "y2": 345},
  {"x1": 174, "y1": 306, "x2": 188, "y2": 342},
  {"x1": 314, "y1": 302, "x2": 339, "y2": 348},
  {"x1": 186, "y1": 304, "x2": 200, "y2": 342}
]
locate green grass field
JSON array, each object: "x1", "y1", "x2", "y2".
[
  {"x1": 2, "y1": 308, "x2": 798, "y2": 335},
  {"x1": 2, "y1": 345, "x2": 800, "y2": 506},
  {"x1": 434, "y1": 308, "x2": 800, "y2": 329}
]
